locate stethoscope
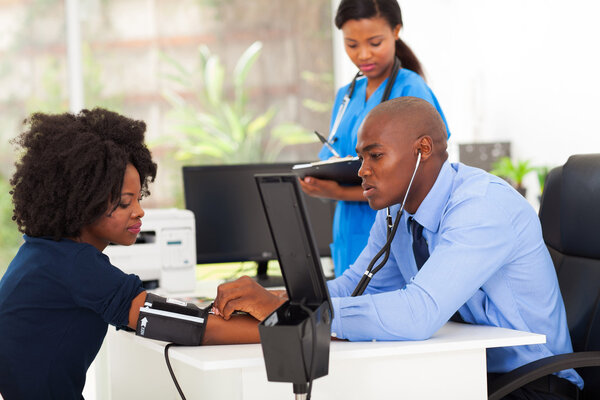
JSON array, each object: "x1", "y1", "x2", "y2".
[
  {"x1": 352, "y1": 150, "x2": 421, "y2": 297},
  {"x1": 327, "y1": 57, "x2": 402, "y2": 145}
]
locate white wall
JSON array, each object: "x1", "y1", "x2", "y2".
[{"x1": 331, "y1": 0, "x2": 600, "y2": 196}]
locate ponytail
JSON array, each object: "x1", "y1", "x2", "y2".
[{"x1": 395, "y1": 38, "x2": 425, "y2": 79}]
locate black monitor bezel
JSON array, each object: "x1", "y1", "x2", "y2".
[
  {"x1": 255, "y1": 173, "x2": 332, "y2": 308},
  {"x1": 182, "y1": 162, "x2": 334, "y2": 265}
]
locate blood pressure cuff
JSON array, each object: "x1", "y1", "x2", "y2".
[{"x1": 135, "y1": 293, "x2": 210, "y2": 346}]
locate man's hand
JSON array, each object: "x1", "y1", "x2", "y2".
[{"x1": 212, "y1": 276, "x2": 286, "y2": 321}]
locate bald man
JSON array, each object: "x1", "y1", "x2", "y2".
[{"x1": 213, "y1": 97, "x2": 582, "y2": 399}]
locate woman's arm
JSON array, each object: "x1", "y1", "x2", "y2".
[
  {"x1": 202, "y1": 314, "x2": 260, "y2": 344},
  {"x1": 299, "y1": 177, "x2": 366, "y2": 202},
  {"x1": 128, "y1": 290, "x2": 147, "y2": 330},
  {"x1": 126, "y1": 286, "x2": 268, "y2": 345}
]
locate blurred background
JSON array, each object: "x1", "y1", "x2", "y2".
[
  {"x1": 1, "y1": 0, "x2": 600, "y2": 275},
  {"x1": 0, "y1": 0, "x2": 335, "y2": 273}
]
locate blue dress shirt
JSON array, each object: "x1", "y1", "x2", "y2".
[
  {"x1": 319, "y1": 68, "x2": 451, "y2": 277},
  {"x1": 327, "y1": 161, "x2": 583, "y2": 388}
]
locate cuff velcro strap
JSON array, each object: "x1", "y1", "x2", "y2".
[{"x1": 136, "y1": 296, "x2": 210, "y2": 346}]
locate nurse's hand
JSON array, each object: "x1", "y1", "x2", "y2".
[
  {"x1": 299, "y1": 176, "x2": 342, "y2": 199},
  {"x1": 213, "y1": 276, "x2": 286, "y2": 321},
  {"x1": 299, "y1": 177, "x2": 367, "y2": 202}
]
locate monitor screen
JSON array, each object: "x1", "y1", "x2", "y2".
[{"x1": 182, "y1": 163, "x2": 335, "y2": 265}]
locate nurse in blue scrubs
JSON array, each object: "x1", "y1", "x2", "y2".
[{"x1": 299, "y1": 0, "x2": 450, "y2": 277}]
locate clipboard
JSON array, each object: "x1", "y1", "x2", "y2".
[{"x1": 292, "y1": 156, "x2": 361, "y2": 185}]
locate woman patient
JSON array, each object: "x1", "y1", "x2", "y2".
[{"x1": 0, "y1": 108, "x2": 262, "y2": 400}]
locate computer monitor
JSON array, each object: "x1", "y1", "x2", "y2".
[{"x1": 182, "y1": 163, "x2": 335, "y2": 284}]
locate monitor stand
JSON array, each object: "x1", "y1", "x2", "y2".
[{"x1": 254, "y1": 261, "x2": 285, "y2": 288}]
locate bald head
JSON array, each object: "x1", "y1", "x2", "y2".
[
  {"x1": 364, "y1": 96, "x2": 447, "y2": 157},
  {"x1": 356, "y1": 97, "x2": 449, "y2": 212}
]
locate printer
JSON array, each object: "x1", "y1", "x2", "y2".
[{"x1": 103, "y1": 208, "x2": 197, "y2": 293}]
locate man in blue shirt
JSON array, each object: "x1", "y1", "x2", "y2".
[{"x1": 213, "y1": 97, "x2": 582, "y2": 399}]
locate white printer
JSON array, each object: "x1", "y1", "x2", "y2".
[{"x1": 103, "y1": 208, "x2": 197, "y2": 293}]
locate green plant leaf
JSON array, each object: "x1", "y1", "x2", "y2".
[
  {"x1": 197, "y1": 45, "x2": 212, "y2": 72},
  {"x1": 514, "y1": 160, "x2": 534, "y2": 184},
  {"x1": 490, "y1": 157, "x2": 515, "y2": 179},
  {"x1": 535, "y1": 166, "x2": 550, "y2": 194},
  {"x1": 204, "y1": 55, "x2": 224, "y2": 107},
  {"x1": 159, "y1": 40, "x2": 328, "y2": 165},
  {"x1": 301, "y1": 70, "x2": 334, "y2": 85},
  {"x1": 233, "y1": 41, "x2": 262, "y2": 113},
  {"x1": 247, "y1": 107, "x2": 276, "y2": 137},
  {"x1": 0, "y1": 175, "x2": 22, "y2": 277},
  {"x1": 159, "y1": 51, "x2": 191, "y2": 82},
  {"x1": 162, "y1": 73, "x2": 192, "y2": 88},
  {"x1": 271, "y1": 122, "x2": 313, "y2": 144},
  {"x1": 233, "y1": 41, "x2": 262, "y2": 90},
  {"x1": 222, "y1": 104, "x2": 245, "y2": 143},
  {"x1": 490, "y1": 156, "x2": 534, "y2": 186},
  {"x1": 176, "y1": 143, "x2": 228, "y2": 160},
  {"x1": 161, "y1": 88, "x2": 188, "y2": 108},
  {"x1": 302, "y1": 98, "x2": 332, "y2": 113}
]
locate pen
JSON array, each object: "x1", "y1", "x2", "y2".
[{"x1": 314, "y1": 130, "x2": 341, "y2": 158}]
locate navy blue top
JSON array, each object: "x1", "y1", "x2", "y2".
[{"x1": 0, "y1": 235, "x2": 144, "y2": 399}]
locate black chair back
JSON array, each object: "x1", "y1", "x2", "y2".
[{"x1": 539, "y1": 154, "x2": 600, "y2": 398}]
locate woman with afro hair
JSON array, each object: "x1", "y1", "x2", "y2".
[{"x1": 0, "y1": 108, "x2": 263, "y2": 399}]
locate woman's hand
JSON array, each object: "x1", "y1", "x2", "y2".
[
  {"x1": 299, "y1": 176, "x2": 342, "y2": 199},
  {"x1": 212, "y1": 276, "x2": 286, "y2": 321},
  {"x1": 299, "y1": 177, "x2": 367, "y2": 202}
]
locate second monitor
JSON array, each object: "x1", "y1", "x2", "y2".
[{"x1": 182, "y1": 163, "x2": 335, "y2": 285}]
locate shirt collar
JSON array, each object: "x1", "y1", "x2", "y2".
[{"x1": 407, "y1": 161, "x2": 455, "y2": 234}]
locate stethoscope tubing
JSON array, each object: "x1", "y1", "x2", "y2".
[
  {"x1": 351, "y1": 151, "x2": 421, "y2": 297},
  {"x1": 326, "y1": 57, "x2": 401, "y2": 145}
]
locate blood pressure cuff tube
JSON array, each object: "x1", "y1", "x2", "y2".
[{"x1": 135, "y1": 293, "x2": 209, "y2": 346}]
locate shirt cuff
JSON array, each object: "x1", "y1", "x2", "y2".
[{"x1": 330, "y1": 296, "x2": 344, "y2": 339}]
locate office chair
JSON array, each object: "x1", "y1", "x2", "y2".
[{"x1": 488, "y1": 154, "x2": 600, "y2": 400}]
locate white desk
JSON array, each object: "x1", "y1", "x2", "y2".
[{"x1": 105, "y1": 322, "x2": 544, "y2": 400}]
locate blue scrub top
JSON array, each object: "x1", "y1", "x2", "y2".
[{"x1": 319, "y1": 68, "x2": 450, "y2": 277}]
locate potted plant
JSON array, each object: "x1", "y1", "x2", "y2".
[
  {"x1": 158, "y1": 41, "x2": 314, "y2": 165},
  {"x1": 490, "y1": 156, "x2": 535, "y2": 197},
  {"x1": 535, "y1": 166, "x2": 551, "y2": 194}
]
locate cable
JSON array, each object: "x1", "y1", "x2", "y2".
[
  {"x1": 164, "y1": 343, "x2": 187, "y2": 400},
  {"x1": 298, "y1": 303, "x2": 318, "y2": 400},
  {"x1": 352, "y1": 151, "x2": 422, "y2": 297},
  {"x1": 329, "y1": 57, "x2": 397, "y2": 144},
  {"x1": 351, "y1": 209, "x2": 401, "y2": 296},
  {"x1": 163, "y1": 304, "x2": 319, "y2": 400}
]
